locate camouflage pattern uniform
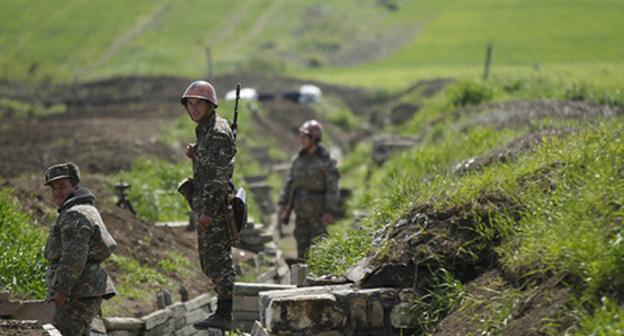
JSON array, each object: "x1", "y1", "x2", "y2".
[
  {"x1": 44, "y1": 188, "x2": 116, "y2": 336},
  {"x1": 191, "y1": 111, "x2": 237, "y2": 300},
  {"x1": 279, "y1": 144, "x2": 340, "y2": 259}
]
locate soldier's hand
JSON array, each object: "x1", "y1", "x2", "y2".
[
  {"x1": 54, "y1": 291, "x2": 67, "y2": 305},
  {"x1": 185, "y1": 143, "x2": 196, "y2": 159},
  {"x1": 322, "y1": 212, "x2": 334, "y2": 226},
  {"x1": 198, "y1": 215, "x2": 213, "y2": 228}
]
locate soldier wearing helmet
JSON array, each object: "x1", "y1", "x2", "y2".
[
  {"x1": 278, "y1": 120, "x2": 340, "y2": 260},
  {"x1": 43, "y1": 162, "x2": 116, "y2": 336},
  {"x1": 180, "y1": 80, "x2": 237, "y2": 331}
]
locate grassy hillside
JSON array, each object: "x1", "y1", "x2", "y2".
[
  {"x1": 307, "y1": 79, "x2": 624, "y2": 334},
  {"x1": 3, "y1": 1, "x2": 622, "y2": 89}
]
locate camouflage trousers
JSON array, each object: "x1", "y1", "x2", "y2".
[
  {"x1": 294, "y1": 215, "x2": 328, "y2": 260},
  {"x1": 197, "y1": 211, "x2": 235, "y2": 300},
  {"x1": 53, "y1": 296, "x2": 102, "y2": 336}
]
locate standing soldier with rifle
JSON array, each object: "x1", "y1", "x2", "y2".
[
  {"x1": 177, "y1": 80, "x2": 238, "y2": 331},
  {"x1": 278, "y1": 120, "x2": 340, "y2": 261}
]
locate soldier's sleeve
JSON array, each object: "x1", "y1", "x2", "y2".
[
  {"x1": 278, "y1": 162, "x2": 294, "y2": 207},
  {"x1": 324, "y1": 158, "x2": 341, "y2": 214},
  {"x1": 54, "y1": 212, "x2": 93, "y2": 296},
  {"x1": 197, "y1": 132, "x2": 236, "y2": 218}
]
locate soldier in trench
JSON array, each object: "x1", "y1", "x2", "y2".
[
  {"x1": 43, "y1": 162, "x2": 116, "y2": 336},
  {"x1": 278, "y1": 120, "x2": 341, "y2": 261},
  {"x1": 179, "y1": 80, "x2": 237, "y2": 330}
]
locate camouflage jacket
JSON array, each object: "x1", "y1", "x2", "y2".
[
  {"x1": 191, "y1": 112, "x2": 237, "y2": 218},
  {"x1": 279, "y1": 144, "x2": 340, "y2": 218},
  {"x1": 44, "y1": 188, "x2": 116, "y2": 300}
]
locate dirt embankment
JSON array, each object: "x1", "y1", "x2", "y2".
[{"x1": 0, "y1": 74, "x2": 379, "y2": 316}]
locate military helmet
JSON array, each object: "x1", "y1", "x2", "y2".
[
  {"x1": 180, "y1": 80, "x2": 218, "y2": 107},
  {"x1": 299, "y1": 119, "x2": 323, "y2": 142},
  {"x1": 44, "y1": 162, "x2": 80, "y2": 186}
]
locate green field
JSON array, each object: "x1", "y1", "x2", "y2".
[{"x1": 2, "y1": 0, "x2": 622, "y2": 89}]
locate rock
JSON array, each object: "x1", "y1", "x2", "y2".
[
  {"x1": 265, "y1": 293, "x2": 346, "y2": 333},
  {"x1": 102, "y1": 317, "x2": 144, "y2": 331}
]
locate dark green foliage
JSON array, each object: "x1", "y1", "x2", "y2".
[
  {"x1": 0, "y1": 188, "x2": 47, "y2": 299},
  {"x1": 449, "y1": 81, "x2": 493, "y2": 107}
]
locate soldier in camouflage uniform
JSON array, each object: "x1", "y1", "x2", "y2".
[
  {"x1": 279, "y1": 120, "x2": 340, "y2": 260},
  {"x1": 43, "y1": 162, "x2": 116, "y2": 336},
  {"x1": 180, "y1": 80, "x2": 237, "y2": 330}
]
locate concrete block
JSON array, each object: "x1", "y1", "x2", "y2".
[
  {"x1": 234, "y1": 295, "x2": 261, "y2": 312},
  {"x1": 234, "y1": 282, "x2": 296, "y2": 296},
  {"x1": 141, "y1": 308, "x2": 171, "y2": 330},
  {"x1": 265, "y1": 293, "x2": 346, "y2": 333},
  {"x1": 185, "y1": 294, "x2": 215, "y2": 311},
  {"x1": 103, "y1": 317, "x2": 144, "y2": 331}
]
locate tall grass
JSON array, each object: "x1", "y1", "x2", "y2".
[{"x1": 0, "y1": 188, "x2": 47, "y2": 299}]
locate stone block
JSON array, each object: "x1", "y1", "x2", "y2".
[
  {"x1": 143, "y1": 321, "x2": 174, "y2": 336},
  {"x1": 265, "y1": 293, "x2": 346, "y2": 333},
  {"x1": 174, "y1": 325, "x2": 197, "y2": 336},
  {"x1": 233, "y1": 310, "x2": 260, "y2": 321},
  {"x1": 348, "y1": 296, "x2": 368, "y2": 329},
  {"x1": 391, "y1": 302, "x2": 419, "y2": 329},
  {"x1": 250, "y1": 320, "x2": 269, "y2": 336},
  {"x1": 368, "y1": 300, "x2": 385, "y2": 328},
  {"x1": 186, "y1": 307, "x2": 210, "y2": 324},
  {"x1": 170, "y1": 302, "x2": 187, "y2": 318},
  {"x1": 103, "y1": 317, "x2": 144, "y2": 331},
  {"x1": 234, "y1": 295, "x2": 261, "y2": 312},
  {"x1": 0, "y1": 291, "x2": 9, "y2": 302},
  {"x1": 108, "y1": 330, "x2": 138, "y2": 336},
  {"x1": 141, "y1": 308, "x2": 171, "y2": 330},
  {"x1": 234, "y1": 282, "x2": 296, "y2": 296},
  {"x1": 290, "y1": 264, "x2": 308, "y2": 286},
  {"x1": 185, "y1": 294, "x2": 215, "y2": 311},
  {"x1": 175, "y1": 316, "x2": 187, "y2": 329},
  {"x1": 231, "y1": 320, "x2": 256, "y2": 332},
  {"x1": 43, "y1": 323, "x2": 63, "y2": 336}
]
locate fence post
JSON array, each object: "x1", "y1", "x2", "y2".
[{"x1": 483, "y1": 44, "x2": 493, "y2": 80}]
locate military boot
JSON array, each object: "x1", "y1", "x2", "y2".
[{"x1": 193, "y1": 298, "x2": 232, "y2": 330}]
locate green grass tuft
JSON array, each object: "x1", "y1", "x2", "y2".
[{"x1": 0, "y1": 188, "x2": 47, "y2": 299}]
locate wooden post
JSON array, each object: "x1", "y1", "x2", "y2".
[
  {"x1": 206, "y1": 47, "x2": 213, "y2": 79},
  {"x1": 483, "y1": 44, "x2": 492, "y2": 80}
]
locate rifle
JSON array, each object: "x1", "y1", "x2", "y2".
[
  {"x1": 231, "y1": 83, "x2": 241, "y2": 141},
  {"x1": 228, "y1": 83, "x2": 247, "y2": 246}
]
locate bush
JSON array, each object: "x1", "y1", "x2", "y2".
[
  {"x1": 449, "y1": 81, "x2": 493, "y2": 107},
  {"x1": 0, "y1": 188, "x2": 47, "y2": 298}
]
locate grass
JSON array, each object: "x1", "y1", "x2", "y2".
[
  {"x1": 306, "y1": 76, "x2": 623, "y2": 331},
  {"x1": 0, "y1": 188, "x2": 47, "y2": 299},
  {"x1": 2, "y1": 1, "x2": 623, "y2": 92}
]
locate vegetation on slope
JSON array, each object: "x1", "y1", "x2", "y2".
[{"x1": 307, "y1": 78, "x2": 623, "y2": 333}]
